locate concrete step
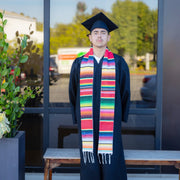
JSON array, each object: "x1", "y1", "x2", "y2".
[{"x1": 25, "y1": 173, "x2": 179, "y2": 180}]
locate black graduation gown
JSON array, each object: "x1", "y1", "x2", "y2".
[{"x1": 69, "y1": 53, "x2": 130, "y2": 180}]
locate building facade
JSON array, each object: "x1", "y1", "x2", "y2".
[{"x1": 1, "y1": 0, "x2": 180, "y2": 174}]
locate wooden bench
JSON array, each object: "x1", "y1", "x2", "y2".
[{"x1": 43, "y1": 148, "x2": 180, "y2": 180}]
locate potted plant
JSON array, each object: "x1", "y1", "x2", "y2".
[{"x1": 0, "y1": 11, "x2": 37, "y2": 180}]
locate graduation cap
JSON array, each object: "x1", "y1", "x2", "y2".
[{"x1": 81, "y1": 12, "x2": 118, "y2": 33}]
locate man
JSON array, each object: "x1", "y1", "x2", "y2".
[{"x1": 69, "y1": 12, "x2": 130, "y2": 180}]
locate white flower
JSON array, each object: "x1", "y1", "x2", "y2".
[{"x1": 0, "y1": 112, "x2": 10, "y2": 139}]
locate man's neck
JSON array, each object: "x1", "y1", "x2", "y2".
[{"x1": 93, "y1": 46, "x2": 106, "y2": 59}]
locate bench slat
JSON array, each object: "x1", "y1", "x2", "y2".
[
  {"x1": 44, "y1": 148, "x2": 180, "y2": 163},
  {"x1": 44, "y1": 148, "x2": 80, "y2": 159},
  {"x1": 125, "y1": 150, "x2": 180, "y2": 161}
]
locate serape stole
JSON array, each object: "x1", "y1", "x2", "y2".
[{"x1": 80, "y1": 47, "x2": 116, "y2": 164}]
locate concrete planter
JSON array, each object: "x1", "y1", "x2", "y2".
[{"x1": 0, "y1": 131, "x2": 25, "y2": 180}]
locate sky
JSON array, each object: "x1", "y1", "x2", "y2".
[{"x1": 1, "y1": 0, "x2": 158, "y2": 27}]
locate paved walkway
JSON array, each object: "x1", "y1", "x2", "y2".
[{"x1": 26, "y1": 173, "x2": 179, "y2": 180}]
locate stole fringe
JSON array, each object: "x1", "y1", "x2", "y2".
[
  {"x1": 83, "y1": 152, "x2": 112, "y2": 164},
  {"x1": 98, "y1": 153, "x2": 112, "y2": 165},
  {"x1": 83, "y1": 151, "x2": 95, "y2": 164}
]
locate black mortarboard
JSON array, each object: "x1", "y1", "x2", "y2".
[{"x1": 81, "y1": 12, "x2": 118, "y2": 33}]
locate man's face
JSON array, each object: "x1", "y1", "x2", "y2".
[{"x1": 89, "y1": 28, "x2": 110, "y2": 48}]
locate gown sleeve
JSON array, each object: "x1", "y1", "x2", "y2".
[
  {"x1": 69, "y1": 58, "x2": 79, "y2": 124},
  {"x1": 120, "y1": 58, "x2": 131, "y2": 122}
]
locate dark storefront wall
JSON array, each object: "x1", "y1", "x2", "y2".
[
  {"x1": 162, "y1": 0, "x2": 180, "y2": 151},
  {"x1": 1, "y1": 0, "x2": 161, "y2": 172},
  {"x1": 161, "y1": 0, "x2": 180, "y2": 173}
]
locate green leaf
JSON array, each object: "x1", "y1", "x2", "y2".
[
  {"x1": 5, "y1": 104, "x2": 10, "y2": 109},
  {"x1": 17, "y1": 111, "x2": 24, "y2": 118},
  {"x1": 9, "y1": 75, "x2": 14, "y2": 82},
  {"x1": 0, "y1": 26, "x2": 3, "y2": 33},
  {"x1": 31, "y1": 94, "x2": 35, "y2": 98},
  {"x1": 14, "y1": 106, "x2": 19, "y2": 113},
  {"x1": 3, "y1": 33, "x2": 7, "y2": 39},
  {"x1": 20, "y1": 55, "x2": 28, "y2": 63},
  {"x1": 5, "y1": 109, "x2": 11, "y2": 115},
  {"x1": 15, "y1": 67, "x2": 20, "y2": 76},
  {"x1": 12, "y1": 112, "x2": 16, "y2": 121},
  {"x1": 3, "y1": 42, "x2": 9, "y2": 51},
  {"x1": 0, "y1": 12, "x2": 3, "y2": 19},
  {"x1": 3, "y1": 19, "x2": 7, "y2": 26},
  {"x1": 15, "y1": 86, "x2": 20, "y2": 93},
  {"x1": 2, "y1": 82, "x2": 8, "y2": 89},
  {"x1": 2, "y1": 69, "x2": 8, "y2": 76},
  {"x1": 0, "y1": 39, "x2": 3, "y2": 46},
  {"x1": 21, "y1": 35, "x2": 27, "y2": 49}
]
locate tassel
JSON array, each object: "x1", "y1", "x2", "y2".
[
  {"x1": 83, "y1": 152, "x2": 95, "y2": 164},
  {"x1": 98, "y1": 153, "x2": 112, "y2": 164},
  {"x1": 87, "y1": 152, "x2": 91, "y2": 162},
  {"x1": 105, "y1": 154, "x2": 107, "y2": 164},
  {"x1": 90, "y1": 152, "x2": 95, "y2": 163},
  {"x1": 109, "y1": 154, "x2": 111, "y2": 164},
  {"x1": 83, "y1": 152, "x2": 87, "y2": 164},
  {"x1": 102, "y1": 154, "x2": 104, "y2": 164},
  {"x1": 98, "y1": 154, "x2": 101, "y2": 164}
]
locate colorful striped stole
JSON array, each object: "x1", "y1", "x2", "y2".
[{"x1": 80, "y1": 47, "x2": 116, "y2": 164}]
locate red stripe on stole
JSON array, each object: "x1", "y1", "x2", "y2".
[
  {"x1": 83, "y1": 49, "x2": 93, "y2": 58},
  {"x1": 80, "y1": 89, "x2": 93, "y2": 96},
  {"x1": 104, "y1": 50, "x2": 114, "y2": 59},
  {"x1": 80, "y1": 79, "x2": 93, "y2": 84},
  {"x1": 101, "y1": 80, "x2": 115, "y2": 86},
  {"x1": 81, "y1": 120, "x2": 93, "y2": 129},
  {"x1": 101, "y1": 91, "x2": 115, "y2": 98},
  {"x1": 99, "y1": 121, "x2": 114, "y2": 131},
  {"x1": 108, "y1": 53, "x2": 114, "y2": 59}
]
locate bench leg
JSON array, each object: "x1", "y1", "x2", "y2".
[
  {"x1": 44, "y1": 160, "x2": 53, "y2": 180},
  {"x1": 49, "y1": 169, "x2": 52, "y2": 180},
  {"x1": 44, "y1": 160, "x2": 50, "y2": 180}
]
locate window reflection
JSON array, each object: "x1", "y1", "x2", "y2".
[
  {"x1": 48, "y1": 114, "x2": 155, "y2": 150},
  {"x1": 50, "y1": 0, "x2": 158, "y2": 108},
  {"x1": 49, "y1": 114, "x2": 79, "y2": 148},
  {"x1": 1, "y1": 8, "x2": 44, "y2": 107},
  {"x1": 1, "y1": 1, "x2": 44, "y2": 167}
]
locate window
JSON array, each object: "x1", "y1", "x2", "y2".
[
  {"x1": 49, "y1": 0, "x2": 158, "y2": 153},
  {"x1": 1, "y1": 0, "x2": 159, "y2": 169}
]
